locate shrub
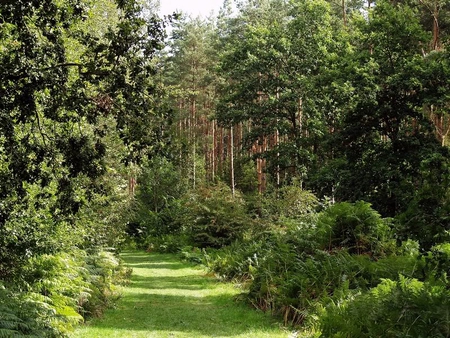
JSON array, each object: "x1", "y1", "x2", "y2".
[
  {"x1": 397, "y1": 152, "x2": 450, "y2": 251},
  {"x1": 246, "y1": 185, "x2": 319, "y2": 221},
  {"x1": 205, "y1": 233, "x2": 278, "y2": 282},
  {"x1": 179, "y1": 246, "x2": 204, "y2": 264},
  {"x1": 180, "y1": 183, "x2": 252, "y2": 248},
  {"x1": 317, "y1": 201, "x2": 396, "y2": 256},
  {"x1": 128, "y1": 156, "x2": 187, "y2": 246},
  {"x1": 318, "y1": 276, "x2": 450, "y2": 337},
  {"x1": 81, "y1": 250, "x2": 131, "y2": 318},
  {"x1": 0, "y1": 250, "x2": 131, "y2": 337},
  {"x1": 247, "y1": 249, "x2": 374, "y2": 325},
  {"x1": 204, "y1": 205, "x2": 424, "y2": 328},
  {"x1": 0, "y1": 283, "x2": 74, "y2": 338}
]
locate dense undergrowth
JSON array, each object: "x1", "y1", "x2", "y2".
[
  {"x1": 0, "y1": 250, "x2": 131, "y2": 337},
  {"x1": 131, "y1": 178, "x2": 450, "y2": 337},
  {"x1": 3, "y1": 0, "x2": 449, "y2": 336}
]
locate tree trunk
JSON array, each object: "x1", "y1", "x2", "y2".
[
  {"x1": 230, "y1": 126, "x2": 235, "y2": 196},
  {"x1": 432, "y1": 1, "x2": 440, "y2": 50}
]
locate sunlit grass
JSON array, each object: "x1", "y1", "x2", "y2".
[{"x1": 71, "y1": 252, "x2": 293, "y2": 338}]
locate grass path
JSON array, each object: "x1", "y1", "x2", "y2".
[{"x1": 71, "y1": 251, "x2": 292, "y2": 338}]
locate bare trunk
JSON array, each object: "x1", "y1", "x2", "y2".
[
  {"x1": 432, "y1": 2, "x2": 440, "y2": 50},
  {"x1": 218, "y1": 127, "x2": 223, "y2": 175},
  {"x1": 230, "y1": 126, "x2": 235, "y2": 196},
  {"x1": 342, "y1": 0, "x2": 347, "y2": 26},
  {"x1": 192, "y1": 99, "x2": 196, "y2": 189},
  {"x1": 212, "y1": 120, "x2": 216, "y2": 182}
]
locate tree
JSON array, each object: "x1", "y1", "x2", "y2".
[
  {"x1": 333, "y1": 0, "x2": 450, "y2": 223},
  {"x1": 0, "y1": 0, "x2": 170, "y2": 279},
  {"x1": 164, "y1": 16, "x2": 219, "y2": 186},
  {"x1": 216, "y1": 0, "x2": 343, "y2": 191}
]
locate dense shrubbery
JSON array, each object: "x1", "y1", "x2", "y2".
[
  {"x1": 0, "y1": 250, "x2": 131, "y2": 337},
  {"x1": 199, "y1": 197, "x2": 449, "y2": 336},
  {"x1": 132, "y1": 154, "x2": 450, "y2": 336},
  {"x1": 317, "y1": 276, "x2": 450, "y2": 337},
  {"x1": 179, "y1": 183, "x2": 252, "y2": 248},
  {"x1": 316, "y1": 201, "x2": 397, "y2": 256},
  {"x1": 133, "y1": 177, "x2": 254, "y2": 252}
]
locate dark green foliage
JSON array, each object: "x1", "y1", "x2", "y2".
[
  {"x1": 333, "y1": 0, "x2": 450, "y2": 221},
  {"x1": 245, "y1": 185, "x2": 319, "y2": 223},
  {"x1": 181, "y1": 183, "x2": 252, "y2": 248},
  {"x1": 204, "y1": 201, "x2": 427, "y2": 329},
  {"x1": 128, "y1": 156, "x2": 188, "y2": 253},
  {"x1": 135, "y1": 157, "x2": 186, "y2": 215},
  {"x1": 268, "y1": 185, "x2": 319, "y2": 222},
  {"x1": 398, "y1": 151, "x2": 450, "y2": 250},
  {"x1": 0, "y1": 0, "x2": 170, "y2": 279},
  {"x1": 216, "y1": 0, "x2": 341, "y2": 184},
  {"x1": 0, "y1": 0, "x2": 167, "y2": 336},
  {"x1": 0, "y1": 285, "x2": 64, "y2": 338},
  {"x1": 317, "y1": 201, "x2": 396, "y2": 256},
  {"x1": 205, "y1": 232, "x2": 281, "y2": 282},
  {"x1": 423, "y1": 243, "x2": 450, "y2": 283}
]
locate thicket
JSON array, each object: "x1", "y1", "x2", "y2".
[
  {"x1": 0, "y1": 251, "x2": 131, "y2": 337},
  {"x1": 2, "y1": 0, "x2": 450, "y2": 336},
  {"x1": 133, "y1": 166, "x2": 450, "y2": 336},
  {"x1": 202, "y1": 201, "x2": 440, "y2": 334},
  {"x1": 0, "y1": 0, "x2": 171, "y2": 336},
  {"x1": 101, "y1": 0, "x2": 450, "y2": 335}
]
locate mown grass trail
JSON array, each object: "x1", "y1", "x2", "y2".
[{"x1": 71, "y1": 251, "x2": 292, "y2": 338}]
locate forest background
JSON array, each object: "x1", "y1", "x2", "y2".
[{"x1": 0, "y1": 0, "x2": 450, "y2": 337}]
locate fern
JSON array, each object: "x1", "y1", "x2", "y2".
[
  {"x1": 0, "y1": 328, "x2": 20, "y2": 338},
  {"x1": 318, "y1": 276, "x2": 450, "y2": 337}
]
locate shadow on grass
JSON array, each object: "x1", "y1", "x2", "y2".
[
  {"x1": 83, "y1": 251, "x2": 284, "y2": 337},
  {"x1": 95, "y1": 292, "x2": 277, "y2": 336},
  {"x1": 121, "y1": 252, "x2": 190, "y2": 270},
  {"x1": 129, "y1": 274, "x2": 214, "y2": 291}
]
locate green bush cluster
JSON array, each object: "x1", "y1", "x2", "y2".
[
  {"x1": 318, "y1": 276, "x2": 450, "y2": 337},
  {"x1": 0, "y1": 250, "x2": 131, "y2": 337},
  {"x1": 132, "y1": 154, "x2": 450, "y2": 336},
  {"x1": 179, "y1": 183, "x2": 251, "y2": 248},
  {"x1": 133, "y1": 177, "x2": 254, "y2": 252},
  {"x1": 204, "y1": 200, "x2": 449, "y2": 336}
]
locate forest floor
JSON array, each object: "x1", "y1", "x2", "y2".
[{"x1": 71, "y1": 251, "x2": 294, "y2": 338}]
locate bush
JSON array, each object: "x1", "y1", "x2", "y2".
[
  {"x1": 0, "y1": 250, "x2": 131, "y2": 337},
  {"x1": 179, "y1": 246, "x2": 204, "y2": 264},
  {"x1": 318, "y1": 276, "x2": 450, "y2": 337},
  {"x1": 397, "y1": 152, "x2": 450, "y2": 251},
  {"x1": 246, "y1": 185, "x2": 319, "y2": 221},
  {"x1": 81, "y1": 250, "x2": 131, "y2": 318},
  {"x1": 317, "y1": 201, "x2": 396, "y2": 256},
  {"x1": 129, "y1": 156, "x2": 187, "y2": 246},
  {"x1": 203, "y1": 201, "x2": 425, "y2": 328},
  {"x1": 205, "y1": 233, "x2": 278, "y2": 282},
  {"x1": 179, "y1": 183, "x2": 252, "y2": 248},
  {"x1": 0, "y1": 283, "x2": 78, "y2": 338}
]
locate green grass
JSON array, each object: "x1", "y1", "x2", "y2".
[{"x1": 71, "y1": 251, "x2": 293, "y2": 338}]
